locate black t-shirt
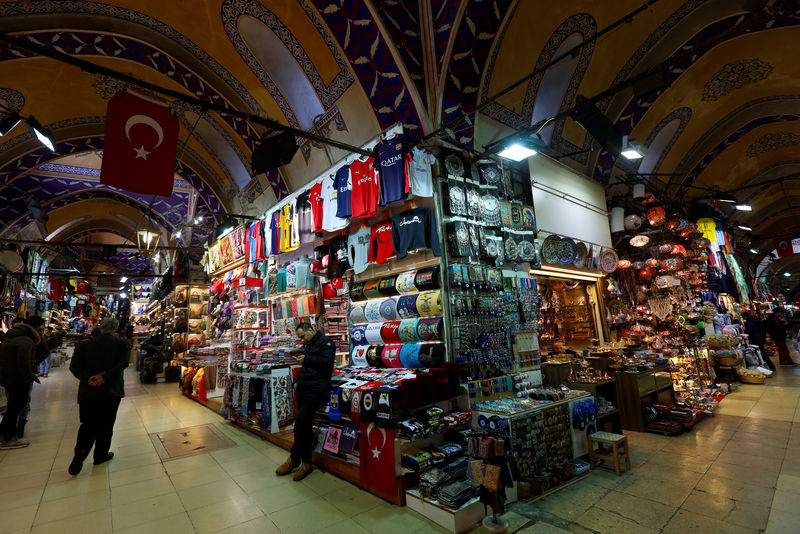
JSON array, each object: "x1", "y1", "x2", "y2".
[{"x1": 296, "y1": 191, "x2": 315, "y2": 244}]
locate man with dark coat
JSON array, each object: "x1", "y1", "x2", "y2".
[
  {"x1": 743, "y1": 311, "x2": 775, "y2": 371},
  {"x1": 0, "y1": 318, "x2": 41, "y2": 449},
  {"x1": 68, "y1": 317, "x2": 130, "y2": 475},
  {"x1": 276, "y1": 322, "x2": 335, "y2": 481},
  {"x1": 16, "y1": 316, "x2": 49, "y2": 439},
  {"x1": 765, "y1": 308, "x2": 795, "y2": 365}
]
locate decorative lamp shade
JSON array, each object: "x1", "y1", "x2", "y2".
[
  {"x1": 662, "y1": 258, "x2": 683, "y2": 271},
  {"x1": 655, "y1": 275, "x2": 674, "y2": 289},
  {"x1": 695, "y1": 237, "x2": 711, "y2": 248},
  {"x1": 137, "y1": 228, "x2": 160, "y2": 257},
  {"x1": 671, "y1": 244, "x2": 686, "y2": 255},
  {"x1": 658, "y1": 244, "x2": 673, "y2": 255},
  {"x1": 638, "y1": 267, "x2": 655, "y2": 280},
  {"x1": 679, "y1": 223, "x2": 698, "y2": 237},
  {"x1": 632, "y1": 261, "x2": 645, "y2": 269},
  {"x1": 630, "y1": 234, "x2": 650, "y2": 247},
  {"x1": 624, "y1": 214, "x2": 642, "y2": 231},
  {"x1": 665, "y1": 214, "x2": 681, "y2": 230},
  {"x1": 610, "y1": 207, "x2": 625, "y2": 233},
  {"x1": 632, "y1": 183, "x2": 645, "y2": 199},
  {"x1": 646, "y1": 258, "x2": 661, "y2": 268},
  {"x1": 646, "y1": 207, "x2": 666, "y2": 227},
  {"x1": 617, "y1": 259, "x2": 632, "y2": 269},
  {"x1": 674, "y1": 219, "x2": 689, "y2": 232}
]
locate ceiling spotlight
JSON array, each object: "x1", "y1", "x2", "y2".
[
  {"x1": 26, "y1": 116, "x2": 56, "y2": 152},
  {"x1": 120, "y1": 276, "x2": 127, "y2": 283},
  {"x1": 0, "y1": 111, "x2": 21, "y2": 136},
  {"x1": 173, "y1": 230, "x2": 181, "y2": 238},
  {"x1": 498, "y1": 143, "x2": 537, "y2": 162},
  {"x1": 784, "y1": 272, "x2": 792, "y2": 277},
  {"x1": 734, "y1": 204, "x2": 752, "y2": 211},
  {"x1": 251, "y1": 130, "x2": 299, "y2": 173},
  {"x1": 620, "y1": 136, "x2": 644, "y2": 160},
  {"x1": 120, "y1": 292, "x2": 128, "y2": 299},
  {"x1": 750, "y1": 248, "x2": 758, "y2": 254},
  {"x1": 738, "y1": 225, "x2": 752, "y2": 231},
  {"x1": 215, "y1": 216, "x2": 238, "y2": 238},
  {"x1": 194, "y1": 216, "x2": 203, "y2": 224}
]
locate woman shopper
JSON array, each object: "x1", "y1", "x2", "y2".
[{"x1": 765, "y1": 308, "x2": 795, "y2": 366}]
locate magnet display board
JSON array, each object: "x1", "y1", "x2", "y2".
[{"x1": 529, "y1": 155, "x2": 612, "y2": 248}]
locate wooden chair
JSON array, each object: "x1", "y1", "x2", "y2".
[{"x1": 587, "y1": 431, "x2": 630, "y2": 476}]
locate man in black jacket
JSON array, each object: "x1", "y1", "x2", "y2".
[
  {"x1": 0, "y1": 319, "x2": 41, "y2": 449},
  {"x1": 276, "y1": 322, "x2": 335, "y2": 481},
  {"x1": 68, "y1": 317, "x2": 130, "y2": 475}
]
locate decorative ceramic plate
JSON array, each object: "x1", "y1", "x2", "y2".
[
  {"x1": 573, "y1": 242, "x2": 588, "y2": 269},
  {"x1": 559, "y1": 237, "x2": 578, "y2": 265},
  {"x1": 542, "y1": 235, "x2": 562, "y2": 264},
  {"x1": 599, "y1": 249, "x2": 619, "y2": 273},
  {"x1": 444, "y1": 154, "x2": 464, "y2": 177}
]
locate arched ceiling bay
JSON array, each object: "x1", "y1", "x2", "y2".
[{"x1": 0, "y1": 0, "x2": 797, "y2": 293}]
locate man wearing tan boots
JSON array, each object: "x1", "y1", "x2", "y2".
[{"x1": 276, "y1": 322, "x2": 335, "y2": 481}]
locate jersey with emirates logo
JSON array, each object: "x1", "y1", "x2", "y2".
[
  {"x1": 369, "y1": 221, "x2": 394, "y2": 264},
  {"x1": 375, "y1": 133, "x2": 409, "y2": 206},
  {"x1": 350, "y1": 156, "x2": 379, "y2": 218}
]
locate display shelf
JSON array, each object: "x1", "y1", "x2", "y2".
[
  {"x1": 267, "y1": 287, "x2": 315, "y2": 299},
  {"x1": 616, "y1": 364, "x2": 675, "y2": 432},
  {"x1": 405, "y1": 489, "x2": 484, "y2": 534}
]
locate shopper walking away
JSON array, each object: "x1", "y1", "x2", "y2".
[
  {"x1": 765, "y1": 308, "x2": 795, "y2": 366},
  {"x1": 276, "y1": 322, "x2": 335, "y2": 481},
  {"x1": 743, "y1": 311, "x2": 775, "y2": 371},
  {"x1": 17, "y1": 317, "x2": 50, "y2": 439},
  {"x1": 68, "y1": 317, "x2": 130, "y2": 475},
  {"x1": 0, "y1": 318, "x2": 41, "y2": 449},
  {"x1": 38, "y1": 326, "x2": 53, "y2": 376}
]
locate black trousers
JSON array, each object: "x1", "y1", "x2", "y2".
[
  {"x1": 74, "y1": 396, "x2": 121, "y2": 461},
  {"x1": 0, "y1": 382, "x2": 30, "y2": 441},
  {"x1": 290, "y1": 386, "x2": 328, "y2": 463}
]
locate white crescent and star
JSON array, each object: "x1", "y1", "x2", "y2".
[
  {"x1": 367, "y1": 423, "x2": 386, "y2": 459},
  {"x1": 125, "y1": 114, "x2": 164, "y2": 160}
]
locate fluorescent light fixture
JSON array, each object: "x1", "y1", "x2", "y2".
[
  {"x1": 784, "y1": 272, "x2": 791, "y2": 277},
  {"x1": 621, "y1": 148, "x2": 644, "y2": 160},
  {"x1": 120, "y1": 276, "x2": 127, "y2": 283},
  {"x1": 498, "y1": 143, "x2": 537, "y2": 162},
  {"x1": 717, "y1": 194, "x2": 737, "y2": 203},
  {"x1": 0, "y1": 112, "x2": 21, "y2": 136},
  {"x1": 738, "y1": 225, "x2": 752, "y2": 231},
  {"x1": 531, "y1": 265, "x2": 606, "y2": 283},
  {"x1": 734, "y1": 204, "x2": 752, "y2": 211},
  {"x1": 26, "y1": 116, "x2": 56, "y2": 152},
  {"x1": 750, "y1": 248, "x2": 758, "y2": 254}
]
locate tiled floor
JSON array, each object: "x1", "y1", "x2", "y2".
[{"x1": 3, "y1": 363, "x2": 800, "y2": 533}]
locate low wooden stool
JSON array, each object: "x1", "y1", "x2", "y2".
[{"x1": 587, "y1": 431, "x2": 630, "y2": 476}]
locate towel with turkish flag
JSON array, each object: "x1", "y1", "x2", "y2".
[
  {"x1": 775, "y1": 239, "x2": 794, "y2": 258},
  {"x1": 100, "y1": 90, "x2": 179, "y2": 196},
  {"x1": 359, "y1": 422, "x2": 397, "y2": 499}
]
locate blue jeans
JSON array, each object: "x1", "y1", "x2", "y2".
[{"x1": 39, "y1": 356, "x2": 50, "y2": 375}]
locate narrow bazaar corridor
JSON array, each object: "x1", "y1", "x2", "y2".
[{"x1": 3, "y1": 363, "x2": 800, "y2": 534}]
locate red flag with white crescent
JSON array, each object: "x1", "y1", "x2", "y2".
[
  {"x1": 100, "y1": 90, "x2": 179, "y2": 196},
  {"x1": 359, "y1": 422, "x2": 397, "y2": 499},
  {"x1": 775, "y1": 239, "x2": 794, "y2": 258}
]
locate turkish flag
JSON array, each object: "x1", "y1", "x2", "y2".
[
  {"x1": 100, "y1": 90, "x2": 179, "y2": 196},
  {"x1": 775, "y1": 239, "x2": 794, "y2": 258},
  {"x1": 359, "y1": 422, "x2": 397, "y2": 500}
]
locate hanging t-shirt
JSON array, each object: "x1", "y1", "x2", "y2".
[
  {"x1": 375, "y1": 133, "x2": 409, "y2": 205},
  {"x1": 334, "y1": 165, "x2": 352, "y2": 218},
  {"x1": 322, "y1": 173, "x2": 349, "y2": 232},
  {"x1": 329, "y1": 235, "x2": 351, "y2": 278},
  {"x1": 350, "y1": 156, "x2": 379, "y2": 218},
  {"x1": 391, "y1": 207, "x2": 441, "y2": 259},
  {"x1": 294, "y1": 258, "x2": 314, "y2": 289},
  {"x1": 369, "y1": 221, "x2": 394, "y2": 264},
  {"x1": 295, "y1": 191, "x2": 315, "y2": 244},
  {"x1": 348, "y1": 228, "x2": 372, "y2": 275},
  {"x1": 270, "y1": 211, "x2": 281, "y2": 255},
  {"x1": 280, "y1": 203, "x2": 295, "y2": 252},
  {"x1": 247, "y1": 221, "x2": 260, "y2": 262},
  {"x1": 408, "y1": 147, "x2": 435, "y2": 197},
  {"x1": 309, "y1": 181, "x2": 324, "y2": 234},
  {"x1": 261, "y1": 217, "x2": 270, "y2": 259}
]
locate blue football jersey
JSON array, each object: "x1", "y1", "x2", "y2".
[
  {"x1": 376, "y1": 133, "x2": 409, "y2": 206},
  {"x1": 334, "y1": 164, "x2": 352, "y2": 218}
]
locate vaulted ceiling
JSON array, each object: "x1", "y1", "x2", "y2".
[{"x1": 0, "y1": 0, "x2": 797, "y2": 288}]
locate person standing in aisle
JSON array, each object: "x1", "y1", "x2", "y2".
[
  {"x1": 0, "y1": 317, "x2": 41, "y2": 449},
  {"x1": 16, "y1": 317, "x2": 50, "y2": 439},
  {"x1": 276, "y1": 322, "x2": 335, "y2": 481},
  {"x1": 765, "y1": 308, "x2": 795, "y2": 366},
  {"x1": 743, "y1": 311, "x2": 775, "y2": 371},
  {"x1": 67, "y1": 317, "x2": 130, "y2": 475}
]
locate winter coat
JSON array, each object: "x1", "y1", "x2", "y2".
[
  {"x1": 295, "y1": 331, "x2": 335, "y2": 390},
  {"x1": 0, "y1": 324, "x2": 41, "y2": 387},
  {"x1": 69, "y1": 333, "x2": 130, "y2": 402}
]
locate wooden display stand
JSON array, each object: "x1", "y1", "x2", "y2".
[
  {"x1": 615, "y1": 364, "x2": 675, "y2": 432},
  {"x1": 565, "y1": 380, "x2": 622, "y2": 434}
]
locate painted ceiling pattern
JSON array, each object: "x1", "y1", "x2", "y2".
[{"x1": 0, "y1": 0, "x2": 797, "y2": 281}]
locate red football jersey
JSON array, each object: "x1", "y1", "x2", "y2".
[
  {"x1": 309, "y1": 181, "x2": 324, "y2": 233},
  {"x1": 350, "y1": 156, "x2": 379, "y2": 218},
  {"x1": 369, "y1": 221, "x2": 394, "y2": 264}
]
